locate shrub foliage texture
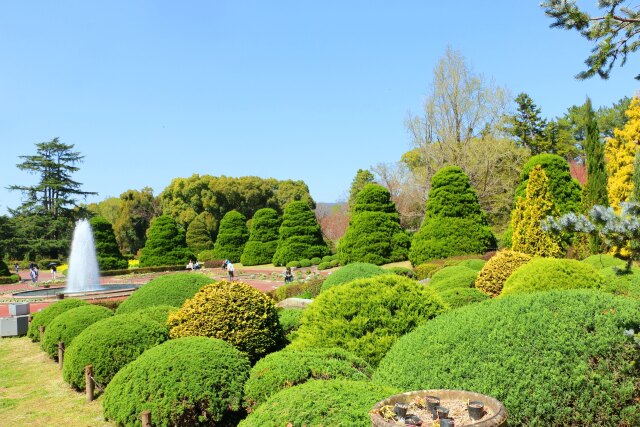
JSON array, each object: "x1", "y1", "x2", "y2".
[
  {"x1": 241, "y1": 208, "x2": 281, "y2": 266},
  {"x1": 89, "y1": 216, "x2": 128, "y2": 270},
  {"x1": 272, "y1": 201, "x2": 329, "y2": 266},
  {"x1": 320, "y1": 262, "x2": 388, "y2": 293},
  {"x1": 474, "y1": 250, "x2": 532, "y2": 297},
  {"x1": 212, "y1": 210, "x2": 249, "y2": 263},
  {"x1": 139, "y1": 215, "x2": 193, "y2": 267},
  {"x1": 27, "y1": 299, "x2": 88, "y2": 342}
]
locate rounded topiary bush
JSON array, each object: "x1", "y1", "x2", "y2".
[
  {"x1": 139, "y1": 215, "x2": 194, "y2": 267},
  {"x1": 132, "y1": 305, "x2": 178, "y2": 328},
  {"x1": 28, "y1": 299, "x2": 89, "y2": 342},
  {"x1": 63, "y1": 313, "x2": 169, "y2": 390},
  {"x1": 239, "y1": 380, "x2": 398, "y2": 427},
  {"x1": 286, "y1": 260, "x2": 301, "y2": 268},
  {"x1": 374, "y1": 290, "x2": 640, "y2": 426},
  {"x1": 168, "y1": 280, "x2": 285, "y2": 362},
  {"x1": 438, "y1": 287, "x2": 490, "y2": 309},
  {"x1": 42, "y1": 304, "x2": 113, "y2": 359},
  {"x1": 272, "y1": 201, "x2": 329, "y2": 266},
  {"x1": 115, "y1": 272, "x2": 212, "y2": 314},
  {"x1": 582, "y1": 253, "x2": 626, "y2": 270},
  {"x1": 428, "y1": 265, "x2": 478, "y2": 293},
  {"x1": 310, "y1": 257, "x2": 322, "y2": 265},
  {"x1": 240, "y1": 208, "x2": 281, "y2": 266},
  {"x1": 320, "y1": 262, "x2": 388, "y2": 293},
  {"x1": 291, "y1": 275, "x2": 446, "y2": 366},
  {"x1": 103, "y1": 337, "x2": 250, "y2": 427},
  {"x1": 212, "y1": 210, "x2": 249, "y2": 263},
  {"x1": 409, "y1": 166, "x2": 496, "y2": 265},
  {"x1": 475, "y1": 250, "x2": 532, "y2": 297},
  {"x1": 299, "y1": 258, "x2": 312, "y2": 267},
  {"x1": 501, "y1": 257, "x2": 604, "y2": 296},
  {"x1": 456, "y1": 258, "x2": 486, "y2": 271},
  {"x1": 243, "y1": 348, "x2": 372, "y2": 411},
  {"x1": 90, "y1": 216, "x2": 128, "y2": 270}
]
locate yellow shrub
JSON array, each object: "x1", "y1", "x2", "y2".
[
  {"x1": 128, "y1": 259, "x2": 140, "y2": 269},
  {"x1": 475, "y1": 250, "x2": 532, "y2": 297}
]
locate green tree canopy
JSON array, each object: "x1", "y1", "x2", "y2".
[
  {"x1": 212, "y1": 210, "x2": 249, "y2": 263},
  {"x1": 89, "y1": 216, "x2": 128, "y2": 270},
  {"x1": 139, "y1": 215, "x2": 193, "y2": 267},
  {"x1": 272, "y1": 201, "x2": 329, "y2": 266},
  {"x1": 348, "y1": 169, "x2": 375, "y2": 208},
  {"x1": 113, "y1": 187, "x2": 160, "y2": 255},
  {"x1": 185, "y1": 211, "x2": 217, "y2": 254}
]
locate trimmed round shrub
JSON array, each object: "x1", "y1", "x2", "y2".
[
  {"x1": 139, "y1": 215, "x2": 194, "y2": 267},
  {"x1": 501, "y1": 257, "x2": 604, "y2": 296},
  {"x1": 322, "y1": 255, "x2": 335, "y2": 263},
  {"x1": 103, "y1": 337, "x2": 250, "y2": 427},
  {"x1": 320, "y1": 262, "x2": 388, "y2": 293},
  {"x1": 475, "y1": 250, "x2": 532, "y2": 297},
  {"x1": 239, "y1": 379, "x2": 398, "y2": 427},
  {"x1": 168, "y1": 280, "x2": 285, "y2": 362},
  {"x1": 338, "y1": 184, "x2": 410, "y2": 265},
  {"x1": 414, "y1": 262, "x2": 441, "y2": 280},
  {"x1": 63, "y1": 313, "x2": 169, "y2": 390},
  {"x1": 457, "y1": 258, "x2": 486, "y2": 271},
  {"x1": 243, "y1": 348, "x2": 372, "y2": 411},
  {"x1": 272, "y1": 201, "x2": 329, "y2": 266},
  {"x1": 240, "y1": 208, "x2": 281, "y2": 266},
  {"x1": 291, "y1": 275, "x2": 446, "y2": 366},
  {"x1": 285, "y1": 260, "x2": 301, "y2": 268},
  {"x1": 299, "y1": 258, "x2": 312, "y2": 267},
  {"x1": 90, "y1": 216, "x2": 128, "y2": 270},
  {"x1": 186, "y1": 211, "x2": 217, "y2": 254},
  {"x1": 132, "y1": 305, "x2": 178, "y2": 328},
  {"x1": 330, "y1": 259, "x2": 340, "y2": 267},
  {"x1": 317, "y1": 261, "x2": 331, "y2": 270},
  {"x1": 212, "y1": 210, "x2": 249, "y2": 263},
  {"x1": 42, "y1": 305, "x2": 113, "y2": 359},
  {"x1": 428, "y1": 265, "x2": 478, "y2": 293},
  {"x1": 115, "y1": 272, "x2": 212, "y2": 314},
  {"x1": 409, "y1": 166, "x2": 496, "y2": 265},
  {"x1": 374, "y1": 290, "x2": 640, "y2": 426},
  {"x1": 197, "y1": 249, "x2": 216, "y2": 261},
  {"x1": 599, "y1": 266, "x2": 640, "y2": 299},
  {"x1": 278, "y1": 308, "x2": 304, "y2": 338},
  {"x1": 27, "y1": 299, "x2": 89, "y2": 342},
  {"x1": 310, "y1": 257, "x2": 322, "y2": 265},
  {"x1": 582, "y1": 253, "x2": 627, "y2": 270},
  {"x1": 438, "y1": 287, "x2": 489, "y2": 309}
]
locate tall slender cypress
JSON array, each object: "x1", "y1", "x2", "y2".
[{"x1": 582, "y1": 98, "x2": 609, "y2": 210}]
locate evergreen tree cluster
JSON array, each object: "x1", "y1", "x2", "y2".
[{"x1": 89, "y1": 216, "x2": 128, "y2": 270}]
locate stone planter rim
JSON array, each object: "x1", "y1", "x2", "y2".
[{"x1": 370, "y1": 389, "x2": 507, "y2": 427}]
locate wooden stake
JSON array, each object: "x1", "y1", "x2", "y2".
[
  {"x1": 58, "y1": 341, "x2": 64, "y2": 369},
  {"x1": 85, "y1": 365, "x2": 94, "y2": 402},
  {"x1": 141, "y1": 410, "x2": 151, "y2": 427},
  {"x1": 39, "y1": 325, "x2": 45, "y2": 342}
]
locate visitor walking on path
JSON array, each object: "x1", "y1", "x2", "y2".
[
  {"x1": 15, "y1": 263, "x2": 19, "y2": 275},
  {"x1": 226, "y1": 260, "x2": 235, "y2": 281},
  {"x1": 51, "y1": 264, "x2": 57, "y2": 280}
]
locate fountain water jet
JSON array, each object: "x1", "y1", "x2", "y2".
[{"x1": 66, "y1": 218, "x2": 101, "y2": 292}]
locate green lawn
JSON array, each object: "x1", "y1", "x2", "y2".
[{"x1": 0, "y1": 337, "x2": 112, "y2": 427}]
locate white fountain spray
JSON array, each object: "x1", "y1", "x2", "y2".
[{"x1": 66, "y1": 219, "x2": 101, "y2": 293}]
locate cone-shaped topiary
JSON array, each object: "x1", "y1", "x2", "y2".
[
  {"x1": 511, "y1": 166, "x2": 563, "y2": 257},
  {"x1": 168, "y1": 280, "x2": 285, "y2": 362},
  {"x1": 63, "y1": 313, "x2": 169, "y2": 390},
  {"x1": 290, "y1": 275, "x2": 447, "y2": 366},
  {"x1": 501, "y1": 257, "x2": 604, "y2": 296},
  {"x1": 139, "y1": 215, "x2": 193, "y2": 267},
  {"x1": 185, "y1": 211, "x2": 217, "y2": 254},
  {"x1": 374, "y1": 290, "x2": 640, "y2": 426},
  {"x1": 0, "y1": 260, "x2": 10, "y2": 276},
  {"x1": 41, "y1": 305, "x2": 113, "y2": 359},
  {"x1": 103, "y1": 337, "x2": 250, "y2": 427},
  {"x1": 115, "y1": 272, "x2": 212, "y2": 314},
  {"x1": 320, "y1": 262, "x2": 389, "y2": 293},
  {"x1": 409, "y1": 166, "x2": 496, "y2": 266},
  {"x1": 475, "y1": 250, "x2": 532, "y2": 297},
  {"x1": 27, "y1": 299, "x2": 89, "y2": 342},
  {"x1": 243, "y1": 347, "x2": 372, "y2": 411},
  {"x1": 89, "y1": 216, "x2": 128, "y2": 270},
  {"x1": 212, "y1": 210, "x2": 249, "y2": 263},
  {"x1": 241, "y1": 208, "x2": 281, "y2": 266},
  {"x1": 515, "y1": 153, "x2": 582, "y2": 214},
  {"x1": 272, "y1": 201, "x2": 329, "y2": 266},
  {"x1": 338, "y1": 184, "x2": 410, "y2": 265},
  {"x1": 239, "y1": 379, "x2": 399, "y2": 427}
]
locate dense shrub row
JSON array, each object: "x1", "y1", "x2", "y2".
[
  {"x1": 28, "y1": 299, "x2": 89, "y2": 342},
  {"x1": 374, "y1": 290, "x2": 640, "y2": 426},
  {"x1": 100, "y1": 264, "x2": 186, "y2": 276}
]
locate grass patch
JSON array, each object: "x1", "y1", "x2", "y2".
[{"x1": 0, "y1": 337, "x2": 112, "y2": 426}]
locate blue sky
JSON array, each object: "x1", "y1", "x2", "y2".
[{"x1": 1, "y1": 1, "x2": 638, "y2": 215}]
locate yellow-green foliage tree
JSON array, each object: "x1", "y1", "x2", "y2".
[
  {"x1": 511, "y1": 166, "x2": 562, "y2": 257},
  {"x1": 605, "y1": 97, "x2": 640, "y2": 212}
]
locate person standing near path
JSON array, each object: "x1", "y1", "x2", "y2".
[
  {"x1": 226, "y1": 261, "x2": 234, "y2": 281},
  {"x1": 51, "y1": 264, "x2": 57, "y2": 280},
  {"x1": 15, "y1": 263, "x2": 19, "y2": 275}
]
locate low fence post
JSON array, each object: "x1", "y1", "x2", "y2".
[
  {"x1": 85, "y1": 365, "x2": 94, "y2": 402},
  {"x1": 141, "y1": 410, "x2": 151, "y2": 427},
  {"x1": 58, "y1": 341, "x2": 65, "y2": 369},
  {"x1": 38, "y1": 325, "x2": 45, "y2": 342}
]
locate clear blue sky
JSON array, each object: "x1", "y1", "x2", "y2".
[{"x1": 1, "y1": 1, "x2": 638, "y2": 215}]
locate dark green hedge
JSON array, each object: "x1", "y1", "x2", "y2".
[
  {"x1": 272, "y1": 201, "x2": 329, "y2": 266},
  {"x1": 115, "y1": 272, "x2": 212, "y2": 314},
  {"x1": 338, "y1": 184, "x2": 410, "y2": 265},
  {"x1": 27, "y1": 299, "x2": 89, "y2": 342},
  {"x1": 501, "y1": 257, "x2": 604, "y2": 297},
  {"x1": 409, "y1": 167, "x2": 496, "y2": 266},
  {"x1": 42, "y1": 305, "x2": 113, "y2": 359},
  {"x1": 243, "y1": 348, "x2": 372, "y2": 411},
  {"x1": 241, "y1": 208, "x2": 281, "y2": 266},
  {"x1": 320, "y1": 262, "x2": 388, "y2": 293},
  {"x1": 239, "y1": 380, "x2": 398, "y2": 427},
  {"x1": 290, "y1": 275, "x2": 446, "y2": 366},
  {"x1": 139, "y1": 215, "x2": 194, "y2": 267},
  {"x1": 100, "y1": 264, "x2": 186, "y2": 276},
  {"x1": 63, "y1": 313, "x2": 169, "y2": 390},
  {"x1": 103, "y1": 337, "x2": 250, "y2": 427},
  {"x1": 374, "y1": 290, "x2": 640, "y2": 426},
  {"x1": 212, "y1": 210, "x2": 249, "y2": 263},
  {"x1": 90, "y1": 216, "x2": 128, "y2": 270}
]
